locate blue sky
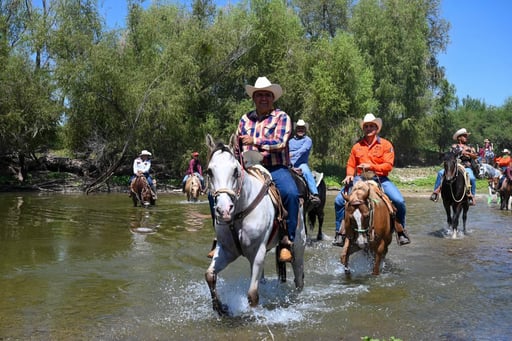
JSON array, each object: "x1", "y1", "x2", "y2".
[{"x1": 99, "y1": 0, "x2": 512, "y2": 107}]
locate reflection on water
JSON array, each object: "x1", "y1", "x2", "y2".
[{"x1": 0, "y1": 192, "x2": 511, "y2": 340}]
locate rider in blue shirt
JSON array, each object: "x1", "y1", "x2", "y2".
[{"x1": 289, "y1": 119, "x2": 321, "y2": 206}]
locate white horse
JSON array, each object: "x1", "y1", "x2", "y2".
[
  {"x1": 479, "y1": 163, "x2": 502, "y2": 204},
  {"x1": 204, "y1": 134, "x2": 305, "y2": 316}
]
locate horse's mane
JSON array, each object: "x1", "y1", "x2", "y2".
[
  {"x1": 213, "y1": 142, "x2": 232, "y2": 155},
  {"x1": 348, "y1": 181, "x2": 370, "y2": 203}
]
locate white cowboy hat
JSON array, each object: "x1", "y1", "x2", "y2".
[
  {"x1": 360, "y1": 113, "x2": 382, "y2": 133},
  {"x1": 294, "y1": 119, "x2": 309, "y2": 130},
  {"x1": 452, "y1": 128, "x2": 470, "y2": 141},
  {"x1": 503, "y1": 149, "x2": 510, "y2": 154},
  {"x1": 245, "y1": 77, "x2": 283, "y2": 101},
  {"x1": 140, "y1": 150, "x2": 152, "y2": 156}
]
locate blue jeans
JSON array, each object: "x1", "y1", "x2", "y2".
[
  {"x1": 334, "y1": 176, "x2": 406, "y2": 233},
  {"x1": 297, "y1": 163, "x2": 318, "y2": 195},
  {"x1": 269, "y1": 166, "x2": 300, "y2": 242},
  {"x1": 434, "y1": 167, "x2": 476, "y2": 196}
]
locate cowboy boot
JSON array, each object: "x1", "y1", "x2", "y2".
[
  {"x1": 430, "y1": 187, "x2": 441, "y2": 202},
  {"x1": 332, "y1": 220, "x2": 346, "y2": 247},
  {"x1": 207, "y1": 239, "x2": 217, "y2": 259},
  {"x1": 279, "y1": 235, "x2": 293, "y2": 262}
]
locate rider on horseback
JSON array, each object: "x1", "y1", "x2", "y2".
[
  {"x1": 236, "y1": 76, "x2": 300, "y2": 263},
  {"x1": 333, "y1": 113, "x2": 411, "y2": 247},
  {"x1": 130, "y1": 150, "x2": 157, "y2": 199},
  {"x1": 289, "y1": 119, "x2": 321, "y2": 207},
  {"x1": 496, "y1": 149, "x2": 511, "y2": 191},
  {"x1": 430, "y1": 128, "x2": 477, "y2": 205},
  {"x1": 181, "y1": 151, "x2": 205, "y2": 192}
]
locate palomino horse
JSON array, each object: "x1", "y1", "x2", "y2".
[
  {"x1": 440, "y1": 151, "x2": 469, "y2": 237},
  {"x1": 184, "y1": 173, "x2": 201, "y2": 202},
  {"x1": 340, "y1": 180, "x2": 393, "y2": 275},
  {"x1": 130, "y1": 173, "x2": 155, "y2": 207},
  {"x1": 204, "y1": 134, "x2": 305, "y2": 316}
]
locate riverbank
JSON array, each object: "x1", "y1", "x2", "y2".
[{"x1": 0, "y1": 166, "x2": 440, "y2": 194}]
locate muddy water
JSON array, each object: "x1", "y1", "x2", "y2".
[{"x1": 0, "y1": 192, "x2": 510, "y2": 340}]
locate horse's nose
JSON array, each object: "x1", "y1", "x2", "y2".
[
  {"x1": 215, "y1": 196, "x2": 234, "y2": 222},
  {"x1": 356, "y1": 234, "x2": 367, "y2": 249}
]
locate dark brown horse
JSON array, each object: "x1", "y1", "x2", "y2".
[
  {"x1": 291, "y1": 169, "x2": 326, "y2": 241},
  {"x1": 499, "y1": 178, "x2": 512, "y2": 210},
  {"x1": 340, "y1": 180, "x2": 393, "y2": 275},
  {"x1": 441, "y1": 151, "x2": 469, "y2": 237},
  {"x1": 130, "y1": 173, "x2": 155, "y2": 207}
]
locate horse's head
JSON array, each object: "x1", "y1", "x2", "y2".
[
  {"x1": 131, "y1": 174, "x2": 152, "y2": 207},
  {"x1": 443, "y1": 151, "x2": 459, "y2": 182},
  {"x1": 206, "y1": 134, "x2": 242, "y2": 223},
  {"x1": 344, "y1": 181, "x2": 371, "y2": 249}
]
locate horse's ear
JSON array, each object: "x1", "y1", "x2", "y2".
[
  {"x1": 228, "y1": 134, "x2": 237, "y2": 150},
  {"x1": 206, "y1": 134, "x2": 216, "y2": 152}
]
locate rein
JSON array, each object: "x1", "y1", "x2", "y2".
[{"x1": 447, "y1": 161, "x2": 467, "y2": 203}]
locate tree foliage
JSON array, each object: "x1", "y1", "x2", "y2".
[{"x1": 1, "y1": 0, "x2": 510, "y2": 184}]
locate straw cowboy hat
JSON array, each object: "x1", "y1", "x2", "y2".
[
  {"x1": 484, "y1": 138, "x2": 490, "y2": 143},
  {"x1": 360, "y1": 113, "x2": 382, "y2": 133},
  {"x1": 503, "y1": 149, "x2": 510, "y2": 154},
  {"x1": 294, "y1": 119, "x2": 309, "y2": 131},
  {"x1": 245, "y1": 77, "x2": 283, "y2": 101},
  {"x1": 453, "y1": 128, "x2": 470, "y2": 141},
  {"x1": 140, "y1": 150, "x2": 152, "y2": 157}
]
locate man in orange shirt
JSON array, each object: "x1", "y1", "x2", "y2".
[
  {"x1": 495, "y1": 149, "x2": 511, "y2": 190},
  {"x1": 333, "y1": 113, "x2": 410, "y2": 246}
]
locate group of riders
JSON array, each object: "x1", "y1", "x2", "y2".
[
  {"x1": 128, "y1": 76, "x2": 511, "y2": 263},
  {"x1": 428, "y1": 129, "x2": 512, "y2": 206}
]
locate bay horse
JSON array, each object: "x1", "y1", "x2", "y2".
[
  {"x1": 440, "y1": 151, "x2": 469, "y2": 237},
  {"x1": 340, "y1": 180, "x2": 393, "y2": 275},
  {"x1": 204, "y1": 134, "x2": 305, "y2": 316},
  {"x1": 184, "y1": 173, "x2": 201, "y2": 202},
  {"x1": 130, "y1": 173, "x2": 155, "y2": 207},
  {"x1": 499, "y1": 177, "x2": 512, "y2": 210}
]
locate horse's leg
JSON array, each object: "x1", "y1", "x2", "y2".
[
  {"x1": 316, "y1": 210, "x2": 324, "y2": 241},
  {"x1": 462, "y1": 205, "x2": 468, "y2": 234},
  {"x1": 340, "y1": 239, "x2": 351, "y2": 274},
  {"x1": 451, "y1": 205, "x2": 462, "y2": 238},
  {"x1": 291, "y1": 207, "x2": 306, "y2": 290},
  {"x1": 443, "y1": 201, "x2": 452, "y2": 231},
  {"x1": 247, "y1": 244, "x2": 267, "y2": 307},
  {"x1": 205, "y1": 248, "x2": 236, "y2": 316}
]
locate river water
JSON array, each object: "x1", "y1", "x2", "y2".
[{"x1": 0, "y1": 192, "x2": 510, "y2": 340}]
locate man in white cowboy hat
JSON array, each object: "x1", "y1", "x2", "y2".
[
  {"x1": 130, "y1": 149, "x2": 157, "y2": 198},
  {"x1": 289, "y1": 119, "x2": 321, "y2": 206},
  {"x1": 333, "y1": 113, "x2": 410, "y2": 246},
  {"x1": 236, "y1": 76, "x2": 299, "y2": 262},
  {"x1": 430, "y1": 128, "x2": 477, "y2": 204}
]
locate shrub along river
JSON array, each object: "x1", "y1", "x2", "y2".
[{"x1": 0, "y1": 192, "x2": 510, "y2": 340}]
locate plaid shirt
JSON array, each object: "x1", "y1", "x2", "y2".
[{"x1": 236, "y1": 109, "x2": 291, "y2": 167}]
